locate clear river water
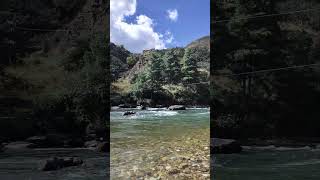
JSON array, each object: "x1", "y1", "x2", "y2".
[
  {"x1": 110, "y1": 108, "x2": 210, "y2": 179},
  {"x1": 213, "y1": 147, "x2": 320, "y2": 180}
]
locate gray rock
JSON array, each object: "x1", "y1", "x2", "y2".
[
  {"x1": 123, "y1": 111, "x2": 136, "y2": 116},
  {"x1": 40, "y1": 157, "x2": 83, "y2": 171},
  {"x1": 211, "y1": 138, "x2": 242, "y2": 154},
  {"x1": 25, "y1": 134, "x2": 68, "y2": 148},
  {"x1": 137, "y1": 105, "x2": 146, "y2": 110},
  {"x1": 168, "y1": 105, "x2": 186, "y2": 110}
]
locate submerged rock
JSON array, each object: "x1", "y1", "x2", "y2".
[
  {"x1": 123, "y1": 111, "x2": 136, "y2": 116},
  {"x1": 40, "y1": 157, "x2": 83, "y2": 171},
  {"x1": 168, "y1": 105, "x2": 186, "y2": 110},
  {"x1": 211, "y1": 138, "x2": 242, "y2": 154}
]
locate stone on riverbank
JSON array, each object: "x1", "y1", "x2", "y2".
[
  {"x1": 40, "y1": 157, "x2": 83, "y2": 171},
  {"x1": 26, "y1": 134, "x2": 84, "y2": 148},
  {"x1": 211, "y1": 138, "x2": 242, "y2": 154},
  {"x1": 168, "y1": 105, "x2": 186, "y2": 110}
]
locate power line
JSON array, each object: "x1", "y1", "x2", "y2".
[
  {"x1": 0, "y1": 10, "x2": 94, "y2": 15},
  {"x1": 16, "y1": 26, "x2": 70, "y2": 32},
  {"x1": 213, "y1": 63, "x2": 320, "y2": 77},
  {"x1": 213, "y1": 7, "x2": 320, "y2": 24}
]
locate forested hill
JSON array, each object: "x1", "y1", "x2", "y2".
[
  {"x1": 111, "y1": 36, "x2": 210, "y2": 107},
  {"x1": 0, "y1": 0, "x2": 109, "y2": 145},
  {"x1": 212, "y1": 0, "x2": 320, "y2": 139}
]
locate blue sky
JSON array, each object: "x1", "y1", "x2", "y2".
[
  {"x1": 110, "y1": 0, "x2": 210, "y2": 53},
  {"x1": 131, "y1": 0, "x2": 210, "y2": 47}
]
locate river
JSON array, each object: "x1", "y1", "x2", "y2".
[
  {"x1": 213, "y1": 147, "x2": 320, "y2": 180},
  {"x1": 110, "y1": 107, "x2": 210, "y2": 179},
  {"x1": 0, "y1": 148, "x2": 108, "y2": 180}
]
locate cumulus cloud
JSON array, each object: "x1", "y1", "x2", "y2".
[
  {"x1": 167, "y1": 9, "x2": 178, "y2": 22},
  {"x1": 110, "y1": 0, "x2": 172, "y2": 53}
]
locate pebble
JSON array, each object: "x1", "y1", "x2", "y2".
[{"x1": 111, "y1": 128, "x2": 210, "y2": 179}]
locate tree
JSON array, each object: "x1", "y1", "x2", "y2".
[
  {"x1": 182, "y1": 47, "x2": 200, "y2": 83},
  {"x1": 164, "y1": 49, "x2": 181, "y2": 83},
  {"x1": 146, "y1": 52, "x2": 165, "y2": 88}
]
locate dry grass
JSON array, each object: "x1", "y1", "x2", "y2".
[
  {"x1": 112, "y1": 78, "x2": 132, "y2": 95},
  {"x1": 4, "y1": 53, "x2": 71, "y2": 101}
]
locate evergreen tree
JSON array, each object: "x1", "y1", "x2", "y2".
[
  {"x1": 147, "y1": 52, "x2": 165, "y2": 89},
  {"x1": 164, "y1": 49, "x2": 181, "y2": 84},
  {"x1": 182, "y1": 48, "x2": 200, "y2": 83}
]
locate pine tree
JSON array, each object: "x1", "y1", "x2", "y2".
[
  {"x1": 146, "y1": 52, "x2": 164, "y2": 87},
  {"x1": 182, "y1": 48, "x2": 199, "y2": 83},
  {"x1": 164, "y1": 49, "x2": 181, "y2": 84}
]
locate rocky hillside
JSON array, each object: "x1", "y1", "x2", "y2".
[
  {"x1": 111, "y1": 36, "x2": 210, "y2": 82},
  {"x1": 0, "y1": 0, "x2": 108, "y2": 141},
  {"x1": 111, "y1": 36, "x2": 210, "y2": 106},
  {"x1": 186, "y1": 35, "x2": 210, "y2": 49}
]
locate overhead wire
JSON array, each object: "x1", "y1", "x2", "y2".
[{"x1": 213, "y1": 7, "x2": 320, "y2": 24}]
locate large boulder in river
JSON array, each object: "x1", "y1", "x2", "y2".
[
  {"x1": 168, "y1": 105, "x2": 186, "y2": 110},
  {"x1": 123, "y1": 111, "x2": 136, "y2": 116},
  {"x1": 137, "y1": 105, "x2": 146, "y2": 110},
  {"x1": 211, "y1": 138, "x2": 242, "y2": 154},
  {"x1": 40, "y1": 157, "x2": 83, "y2": 171},
  {"x1": 118, "y1": 104, "x2": 136, "y2": 108}
]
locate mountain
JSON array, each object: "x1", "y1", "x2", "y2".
[
  {"x1": 186, "y1": 36, "x2": 210, "y2": 49},
  {"x1": 110, "y1": 35, "x2": 210, "y2": 106}
]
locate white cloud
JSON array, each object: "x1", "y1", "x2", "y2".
[
  {"x1": 165, "y1": 31, "x2": 174, "y2": 44},
  {"x1": 167, "y1": 9, "x2": 178, "y2": 22},
  {"x1": 110, "y1": 0, "x2": 173, "y2": 53}
]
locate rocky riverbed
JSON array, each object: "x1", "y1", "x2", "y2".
[
  {"x1": 110, "y1": 108, "x2": 210, "y2": 179},
  {"x1": 111, "y1": 128, "x2": 210, "y2": 179}
]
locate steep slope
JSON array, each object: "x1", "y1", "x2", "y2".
[
  {"x1": 186, "y1": 36, "x2": 210, "y2": 49},
  {"x1": 0, "y1": 0, "x2": 108, "y2": 141}
]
